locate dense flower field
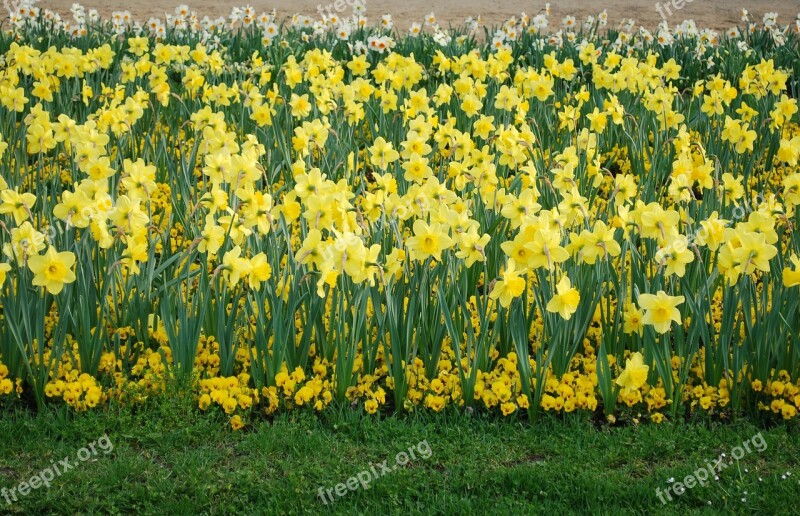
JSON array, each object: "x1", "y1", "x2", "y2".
[{"x1": 1, "y1": 1, "x2": 800, "y2": 430}]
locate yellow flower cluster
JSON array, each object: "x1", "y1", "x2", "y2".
[
  {"x1": 45, "y1": 347, "x2": 107, "y2": 411},
  {"x1": 1, "y1": 8, "x2": 799, "y2": 428},
  {"x1": 198, "y1": 374, "x2": 258, "y2": 424},
  {"x1": 0, "y1": 363, "x2": 17, "y2": 398},
  {"x1": 757, "y1": 373, "x2": 800, "y2": 420}
]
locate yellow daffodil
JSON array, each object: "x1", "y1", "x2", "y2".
[
  {"x1": 27, "y1": 247, "x2": 77, "y2": 295},
  {"x1": 489, "y1": 260, "x2": 526, "y2": 308},
  {"x1": 406, "y1": 220, "x2": 453, "y2": 262},
  {"x1": 638, "y1": 291, "x2": 685, "y2": 334},
  {"x1": 616, "y1": 352, "x2": 649, "y2": 393},
  {"x1": 546, "y1": 276, "x2": 581, "y2": 320}
]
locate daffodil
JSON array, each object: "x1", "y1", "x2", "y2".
[
  {"x1": 622, "y1": 303, "x2": 644, "y2": 336},
  {"x1": 0, "y1": 189, "x2": 37, "y2": 225},
  {"x1": 0, "y1": 262, "x2": 10, "y2": 284},
  {"x1": 221, "y1": 246, "x2": 251, "y2": 287},
  {"x1": 248, "y1": 253, "x2": 273, "y2": 290},
  {"x1": 489, "y1": 260, "x2": 526, "y2": 308},
  {"x1": 7, "y1": 221, "x2": 46, "y2": 263},
  {"x1": 455, "y1": 230, "x2": 491, "y2": 267},
  {"x1": 655, "y1": 235, "x2": 694, "y2": 278},
  {"x1": 734, "y1": 231, "x2": 778, "y2": 274},
  {"x1": 524, "y1": 228, "x2": 569, "y2": 271},
  {"x1": 406, "y1": 220, "x2": 453, "y2": 262},
  {"x1": 783, "y1": 254, "x2": 800, "y2": 287},
  {"x1": 616, "y1": 352, "x2": 649, "y2": 393},
  {"x1": 638, "y1": 291, "x2": 685, "y2": 334},
  {"x1": 368, "y1": 137, "x2": 399, "y2": 170},
  {"x1": 27, "y1": 247, "x2": 76, "y2": 295},
  {"x1": 546, "y1": 276, "x2": 581, "y2": 320}
]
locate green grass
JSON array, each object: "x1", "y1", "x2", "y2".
[{"x1": 0, "y1": 397, "x2": 798, "y2": 514}]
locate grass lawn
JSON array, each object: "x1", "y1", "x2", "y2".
[{"x1": 1, "y1": 395, "x2": 798, "y2": 515}]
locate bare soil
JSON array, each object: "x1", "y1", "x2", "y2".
[{"x1": 37, "y1": 0, "x2": 800, "y2": 31}]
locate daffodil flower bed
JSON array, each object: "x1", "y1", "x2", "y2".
[{"x1": 1, "y1": 1, "x2": 800, "y2": 430}]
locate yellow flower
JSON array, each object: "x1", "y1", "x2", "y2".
[
  {"x1": 623, "y1": 303, "x2": 644, "y2": 336},
  {"x1": 221, "y1": 245, "x2": 252, "y2": 287},
  {"x1": 656, "y1": 235, "x2": 694, "y2": 278},
  {"x1": 583, "y1": 220, "x2": 621, "y2": 264},
  {"x1": 460, "y1": 94, "x2": 483, "y2": 117},
  {"x1": 364, "y1": 399, "x2": 379, "y2": 414},
  {"x1": 694, "y1": 212, "x2": 729, "y2": 251},
  {"x1": 288, "y1": 93, "x2": 311, "y2": 118},
  {"x1": 734, "y1": 231, "x2": 777, "y2": 275},
  {"x1": 783, "y1": 171, "x2": 800, "y2": 205},
  {"x1": 425, "y1": 394, "x2": 445, "y2": 412},
  {"x1": 489, "y1": 260, "x2": 526, "y2": 308},
  {"x1": 248, "y1": 253, "x2": 272, "y2": 290},
  {"x1": 546, "y1": 276, "x2": 580, "y2": 320},
  {"x1": 294, "y1": 385, "x2": 314, "y2": 405},
  {"x1": 368, "y1": 137, "x2": 399, "y2": 170},
  {"x1": 2, "y1": 378, "x2": 16, "y2": 396},
  {"x1": 638, "y1": 291, "x2": 684, "y2": 334},
  {"x1": 524, "y1": 228, "x2": 569, "y2": 271},
  {"x1": 401, "y1": 155, "x2": 433, "y2": 183},
  {"x1": 616, "y1": 352, "x2": 649, "y2": 393},
  {"x1": 541, "y1": 394, "x2": 556, "y2": 411},
  {"x1": 230, "y1": 415, "x2": 245, "y2": 431},
  {"x1": 500, "y1": 402, "x2": 517, "y2": 416},
  {"x1": 406, "y1": 220, "x2": 453, "y2": 262},
  {"x1": 455, "y1": 230, "x2": 490, "y2": 267},
  {"x1": 0, "y1": 263, "x2": 10, "y2": 284},
  {"x1": 27, "y1": 247, "x2": 77, "y2": 295},
  {"x1": 782, "y1": 254, "x2": 800, "y2": 287},
  {"x1": 222, "y1": 396, "x2": 238, "y2": 414},
  {"x1": 721, "y1": 116, "x2": 756, "y2": 154},
  {"x1": 0, "y1": 189, "x2": 37, "y2": 225},
  {"x1": 587, "y1": 107, "x2": 607, "y2": 133},
  {"x1": 198, "y1": 393, "x2": 211, "y2": 410}
]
